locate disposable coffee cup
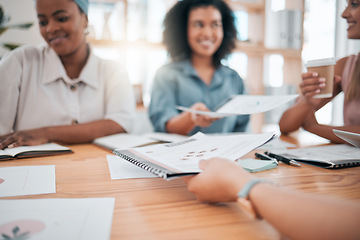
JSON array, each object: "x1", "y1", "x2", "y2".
[{"x1": 305, "y1": 58, "x2": 335, "y2": 98}]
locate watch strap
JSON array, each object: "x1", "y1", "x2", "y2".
[
  {"x1": 238, "y1": 178, "x2": 270, "y2": 199},
  {"x1": 237, "y1": 178, "x2": 270, "y2": 219}
]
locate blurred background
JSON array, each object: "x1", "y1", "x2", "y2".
[{"x1": 1, "y1": 0, "x2": 359, "y2": 134}]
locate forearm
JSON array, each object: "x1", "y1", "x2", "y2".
[
  {"x1": 250, "y1": 183, "x2": 360, "y2": 240},
  {"x1": 304, "y1": 124, "x2": 360, "y2": 143},
  {"x1": 45, "y1": 119, "x2": 125, "y2": 144},
  {"x1": 279, "y1": 99, "x2": 313, "y2": 134},
  {"x1": 166, "y1": 112, "x2": 196, "y2": 135}
]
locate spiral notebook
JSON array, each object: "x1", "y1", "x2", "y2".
[
  {"x1": 273, "y1": 144, "x2": 360, "y2": 169},
  {"x1": 113, "y1": 132, "x2": 276, "y2": 179}
]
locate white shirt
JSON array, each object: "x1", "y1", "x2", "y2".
[{"x1": 0, "y1": 44, "x2": 136, "y2": 135}]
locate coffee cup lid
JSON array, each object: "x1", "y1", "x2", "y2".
[{"x1": 305, "y1": 58, "x2": 335, "y2": 67}]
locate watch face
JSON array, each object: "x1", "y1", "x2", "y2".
[{"x1": 237, "y1": 197, "x2": 258, "y2": 219}]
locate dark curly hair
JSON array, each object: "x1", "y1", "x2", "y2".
[{"x1": 163, "y1": 0, "x2": 237, "y2": 67}]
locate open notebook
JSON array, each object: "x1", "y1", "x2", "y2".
[
  {"x1": 113, "y1": 132, "x2": 276, "y2": 179},
  {"x1": 0, "y1": 143, "x2": 72, "y2": 160}
]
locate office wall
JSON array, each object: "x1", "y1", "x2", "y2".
[{"x1": 0, "y1": 0, "x2": 43, "y2": 56}]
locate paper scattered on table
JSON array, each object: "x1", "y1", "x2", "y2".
[
  {"x1": 107, "y1": 155, "x2": 158, "y2": 179},
  {"x1": 333, "y1": 129, "x2": 360, "y2": 148},
  {"x1": 257, "y1": 137, "x2": 296, "y2": 150},
  {"x1": 177, "y1": 94, "x2": 298, "y2": 117},
  {"x1": 0, "y1": 165, "x2": 55, "y2": 198},
  {"x1": 142, "y1": 132, "x2": 188, "y2": 143},
  {"x1": 127, "y1": 132, "x2": 276, "y2": 173},
  {"x1": 94, "y1": 133, "x2": 158, "y2": 150},
  {"x1": 0, "y1": 198, "x2": 115, "y2": 240}
]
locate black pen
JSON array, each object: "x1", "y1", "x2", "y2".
[
  {"x1": 255, "y1": 153, "x2": 278, "y2": 164},
  {"x1": 264, "y1": 151, "x2": 301, "y2": 167}
]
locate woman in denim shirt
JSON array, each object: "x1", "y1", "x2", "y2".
[{"x1": 149, "y1": 0, "x2": 250, "y2": 136}]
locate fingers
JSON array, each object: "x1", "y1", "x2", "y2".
[
  {"x1": 301, "y1": 71, "x2": 318, "y2": 79},
  {"x1": 300, "y1": 72, "x2": 326, "y2": 98},
  {"x1": 198, "y1": 158, "x2": 234, "y2": 170},
  {"x1": 191, "y1": 114, "x2": 214, "y2": 127},
  {"x1": 0, "y1": 134, "x2": 18, "y2": 150},
  {"x1": 198, "y1": 159, "x2": 209, "y2": 170}
]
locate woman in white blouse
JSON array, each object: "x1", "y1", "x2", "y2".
[{"x1": 0, "y1": 0, "x2": 136, "y2": 149}]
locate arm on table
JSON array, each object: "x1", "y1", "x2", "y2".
[
  {"x1": 0, "y1": 119, "x2": 125, "y2": 149},
  {"x1": 279, "y1": 57, "x2": 346, "y2": 135},
  {"x1": 186, "y1": 158, "x2": 360, "y2": 240},
  {"x1": 302, "y1": 111, "x2": 360, "y2": 143}
]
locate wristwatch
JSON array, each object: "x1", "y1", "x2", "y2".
[{"x1": 237, "y1": 178, "x2": 270, "y2": 219}]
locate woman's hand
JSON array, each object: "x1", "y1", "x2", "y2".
[
  {"x1": 300, "y1": 72, "x2": 341, "y2": 107},
  {"x1": 0, "y1": 128, "x2": 49, "y2": 149},
  {"x1": 300, "y1": 72, "x2": 326, "y2": 106},
  {"x1": 186, "y1": 158, "x2": 253, "y2": 203},
  {"x1": 190, "y1": 103, "x2": 219, "y2": 128}
]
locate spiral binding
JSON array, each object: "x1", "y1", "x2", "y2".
[
  {"x1": 333, "y1": 161, "x2": 360, "y2": 169},
  {"x1": 115, "y1": 152, "x2": 168, "y2": 178}
]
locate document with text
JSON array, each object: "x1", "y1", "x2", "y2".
[{"x1": 113, "y1": 132, "x2": 276, "y2": 179}]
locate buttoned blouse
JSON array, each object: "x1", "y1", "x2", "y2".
[
  {"x1": 342, "y1": 53, "x2": 360, "y2": 125},
  {"x1": 0, "y1": 44, "x2": 136, "y2": 135},
  {"x1": 148, "y1": 59, "x2": 250, "y2": 135}
]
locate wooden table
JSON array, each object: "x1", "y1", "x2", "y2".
[{"x1": 2, "y1": 133, "x2": 360, "y2": 240}]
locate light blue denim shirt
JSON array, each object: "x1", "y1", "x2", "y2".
[{"x1": 148, "y1": 59, "x2": 250, "y2": 135}]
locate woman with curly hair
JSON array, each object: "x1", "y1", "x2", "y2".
[{"x1": 148, "y1": 0, "x2": 250, "y2": 135}]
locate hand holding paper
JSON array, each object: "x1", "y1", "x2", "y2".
[
  {"x1": 177, "y1": 95, "x2": 298, "y2": 117},
  {"x1": 189, "y1": 103, "x2": 221, "y2": 127}
]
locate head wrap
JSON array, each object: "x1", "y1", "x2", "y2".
[{"x1": 73, "y1": 0, "x2": 89, "y2": 16}]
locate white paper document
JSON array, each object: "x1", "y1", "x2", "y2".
[
  {"x1": 143, "y1": 132, "x2": 188, "y2": 143},
  {"x1": 107, "y1": 155, "x2": 158, "y2": 179},
  {"x1": 131, "y1": 132, "x2": 275, "y2": 173},
  {"x1": 177, "y1": 94, "x2": 298, "y2": 117},
  {"x1": 275, "y1": 144, "x2": 360, "y2": 161},
  {"x1": 94, "y1": 133, "x2": 188, "y2": 151},
  {"x1": 333, "y1": 129, "x2": 360, "y2": 148},
  {"x1": 0, "y1": 198, "x2": 115, "y2": 240},
  {"x1": 0, "y1": 165, "x2": 55, "y2": 198},
  {"x1": 257, "y1": 138, "x2": 296, "y2": 150},
  {"x1": 274, "y1": 144, "x2": 360, "y2": 168},
  {"x1": 94, "y1": 133, "x2": 157, "y2": 150}
]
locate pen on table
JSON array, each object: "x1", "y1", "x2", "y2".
[
  {"x1": 264, "y1": 151, "x2": 301, "y2": 167},
  {"x1": 255, "y1": 152, "x2": 278, "y2": 165}
]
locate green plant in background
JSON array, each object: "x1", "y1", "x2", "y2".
[{"x1": 0, "y1": 5, "x2": 33, "y2": 50}]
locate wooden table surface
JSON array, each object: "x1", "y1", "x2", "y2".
[{"x1": 2, "y1": 132, "x2": 360, "y2": 240}]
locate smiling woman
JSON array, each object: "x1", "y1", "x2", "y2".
[
  {"x1": 279, "y1": 0, "x2": 360, "y2": 143},
  {"x1": 0, "y1": 0, "x2": 136, "y2": 149},
  {"x1": 36, "y1": 0, "x2": 89, "y2": 78},
  {"x1": 148, "y1": 0, "x2": 250, "y2": 136}
]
